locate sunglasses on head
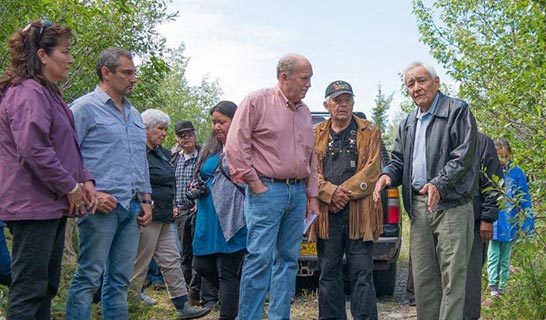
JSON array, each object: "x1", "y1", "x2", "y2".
[{"x1": 23, "y1": 19, "x2": 53, "y2": 43}]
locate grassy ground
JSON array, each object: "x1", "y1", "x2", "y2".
[{"x1": 0, "y1": 217, "x2": 413, "y2": 319}]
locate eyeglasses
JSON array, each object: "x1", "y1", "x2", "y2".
[
  {"x1": 23, "y1": 20, "x2": 53, "y2": 43},
  {"x1": 177, "y1": 132, "x2": 195, "y2": 139}
]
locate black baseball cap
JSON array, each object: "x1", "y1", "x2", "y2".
[
  {"x1": 325, "y1": 80, "x2": 354, "y2": 98},
  {"x1": 175, "y1": 120, "x2": 195, "y2": 134}
]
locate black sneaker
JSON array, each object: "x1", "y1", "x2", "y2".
[{"x1": 176, "y1": 304, "x2": 211, "y2": 319}]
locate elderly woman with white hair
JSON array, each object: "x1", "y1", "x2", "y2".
[{"x1": 129, "y1": 109, "x2": 210, "y2": 319}]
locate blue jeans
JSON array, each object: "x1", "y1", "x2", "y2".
[
  {"x1": 238, "y1": 180, "x2": 306, "y2": 320},
  {"x1": 66, "y1": 200, "x2": 141, "y2": 320},
  {"x1": 0, "y1": 221, "x2": 11, "y2": 286}
]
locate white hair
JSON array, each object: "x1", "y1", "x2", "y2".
[
  {"x1": 141, "y1": 109, "x2": 171, "y2": 129},
  {"x1": 403, "y1": 61, "x2": 438, "y2": 80},
  {"x1": 324, "y1": 94, "x2": 355, "y2": 104}
]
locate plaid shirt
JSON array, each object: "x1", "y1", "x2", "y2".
[{"x1": 174, "y1": 149, "x2": 199, "y2": 210}]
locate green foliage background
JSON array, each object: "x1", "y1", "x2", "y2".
[
  {"x1": 371, "y1": 84, "x2": 393, "y2": 134},
  {"x1": 0, "y1": 0, "x2": 221, "y2": 149}
]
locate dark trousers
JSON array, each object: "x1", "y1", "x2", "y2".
[
  {"x1": 406, "y1": 255, "x2": 415, "y2": 303},
  {"x1": 176, "y1": 214, "x2": 217, "y2": 303},
  {"x1": 463, "y1": 228, "x2": 488, "y2": 320},
  {"x1": 193, "y1": 251, "x2": 245, "y2": 320},
  {"x1": 7, "y1": 217, "x2": 66, "y2": 320},
  {"x1": 317, "y1": 209, "x2": 377, "y2": 320}
]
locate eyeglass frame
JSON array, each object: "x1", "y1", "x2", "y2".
[{"x1": 176, "y1": 131, "x2": 195, "y2": 139}]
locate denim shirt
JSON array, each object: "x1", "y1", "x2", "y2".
[
  {"x1": 70, "y1": 86, "x2": 151, "y2": 210},
  {"x1": 411, "y1": 93, "x2": 439, "y2": 189}
]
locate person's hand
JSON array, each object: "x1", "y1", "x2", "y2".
[
  {"x1": 480, "y1": 221, "x2": 493, "y2": 241},
  {"x1": 420, "y1": 183, "x2": 440, "y2": 212},
  {"x1": 248, "y1": 180, "x2": 268, "y2": 195},
  {"x1": 83, "y1": 181, "x2": 97, "y2": 214},
  {"x1": 307, "y1": 197, "x2": 319, "y2": 219},
  {"x1": 96, "y1": 192, "x2": 117, "y2": 213},
  {"x1": 173, "y1": 206, "x2": 180, "y2": 218},
  {"x1": 189, "y1": 205, "x2": 197, "y2": 216},
  {"x1": 138, "y1": 203, "x2": 153, "y2": 227},
  {"x1": 373, "y1": 175, "x2": 391, "y2": 202},
  {"x1": 67, "y1": 184, "x2": 85, "y2": 216},
  {"x1": 330, "y1": 186, "x2": 351, "y2": 213}
]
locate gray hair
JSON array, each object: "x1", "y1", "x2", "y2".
[
  {"x1": 324, "y1": 95, "x2": 355, "y2": 104},
  {"x1": 403, "y1": 61, "x2": 438, "y2": 80},
  {"x1": 494, "y1": 138, "x2": 512, "y2": 153},
  {"x1": 96, "y1": 48, "x2": 133, "y2": 81},
  {"x1": 276, "y1": 54, "x2": 309, "y2": 79},
  {"x1": 141, "y1": 109, "x2": 171, "y2": 129}
]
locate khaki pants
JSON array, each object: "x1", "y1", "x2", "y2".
[
  {"x1": 130, "y1": 222, "x2": 188, "y2": 299},
  {"x1": 64, "y1": 218, "x2": 78, "y2": 259},
  {"x1": 410, "y1": 196, "x2": 473, "y2": 320}
]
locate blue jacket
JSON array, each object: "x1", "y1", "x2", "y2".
[{"x1": 493, "y1": 163, "x2": 534, "y2": 242}]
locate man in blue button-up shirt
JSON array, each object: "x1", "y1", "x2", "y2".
[
  {"x1": 411, "y1": 93, "x2": 439, "y2": 190},
  {"x1": 66, "y1": 48, "x2": 153, "y2": 320}
]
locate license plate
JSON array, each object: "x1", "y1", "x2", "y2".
[{"x1": 300, "y1": 242, "x2": 317, "y2": 256}]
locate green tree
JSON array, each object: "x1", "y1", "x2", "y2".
[
  {"x1": 0, "y1": 0, "x2": 177, "y2": 106},
  {"x1": 413, "y1": 1, "x2": 545, "y2": 318},
  {"x1": 150, "y1": 45, "x2": 222, "y2": 148},
  {"x1": 0, "y1": 0, "x2": 222, "y2": 149},
  {"x1": 371, "y1": 84, "x2": 393, "y2": 134},
  {"x1": 412, "y1": 0, "x2": 545, "y2": 195}
]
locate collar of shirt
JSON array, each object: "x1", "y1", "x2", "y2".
[
  {"x1": 274, "y1": 85, "x2": 304, "y2": 111},
  {"x1": 416, "y1": 92, "x2": 440, "y2": 120},
  {"x1": 93, "y1": 85, "x2": 132, "y2": 112},
  {"x1": 181, "y1": 148, "x2": 198, "y2": 160}
]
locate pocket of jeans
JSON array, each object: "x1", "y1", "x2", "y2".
[{"x1": 250, "y1": 181, "x2": 271, "y2": 196}]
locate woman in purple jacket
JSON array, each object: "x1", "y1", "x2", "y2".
[{"x1": 0, "y1": 20, "x2": 95, "y2": 319}]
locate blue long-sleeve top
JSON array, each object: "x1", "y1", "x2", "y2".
[{"x1": 493, "y1": 162, "x2": 534, "y2": 242}]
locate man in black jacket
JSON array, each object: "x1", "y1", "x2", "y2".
[
  {"x1": 374, "y1": 62, "x2": 478, "y2": 320},
  {"x1": 464, "y1": 132, "x2": 502, "y2": 319},
  {"x1": 405, "y1": 132, "x2": 502, "y2": 318}
]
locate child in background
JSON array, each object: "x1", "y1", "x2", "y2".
[{"x1": 487, "y1": 138, "x2": 534, "y2": 297}]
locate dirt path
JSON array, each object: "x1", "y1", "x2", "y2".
[
  {"x1": 290, "y1": 218, "x2": 416, "y2": 319},
  {"x1": 289, "y1": 260, "x2": 417, "y2": 319},
  {"x1": 376, "y1": 262, "x2": 417, "y2": 320}
]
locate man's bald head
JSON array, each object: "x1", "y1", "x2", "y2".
[
  {"x1": 276, "y1": 54, "x2": 311, "y2": 80},
  {"x1": 276, "y1": 54, "x2": 313, "y2": 104}
]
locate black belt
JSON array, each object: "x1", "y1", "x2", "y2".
[
  {"x1": 260, "y1": 176, "x2": 302, "y2": 185},
  {"x1": 412, "y1": 188, "x2": 426, "y2": 196}
]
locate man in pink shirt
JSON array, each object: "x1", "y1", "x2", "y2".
[{"x1": 225, "y1": 54, "x2": 319, "y2": 319}]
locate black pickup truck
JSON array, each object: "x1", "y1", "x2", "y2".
[{"x1": 297, "y1": 111, "x2": 401, "y2": 296}]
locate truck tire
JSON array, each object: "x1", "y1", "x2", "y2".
[{"x1": 373, "y1": 261, "x2": 397, "y2": 297}]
